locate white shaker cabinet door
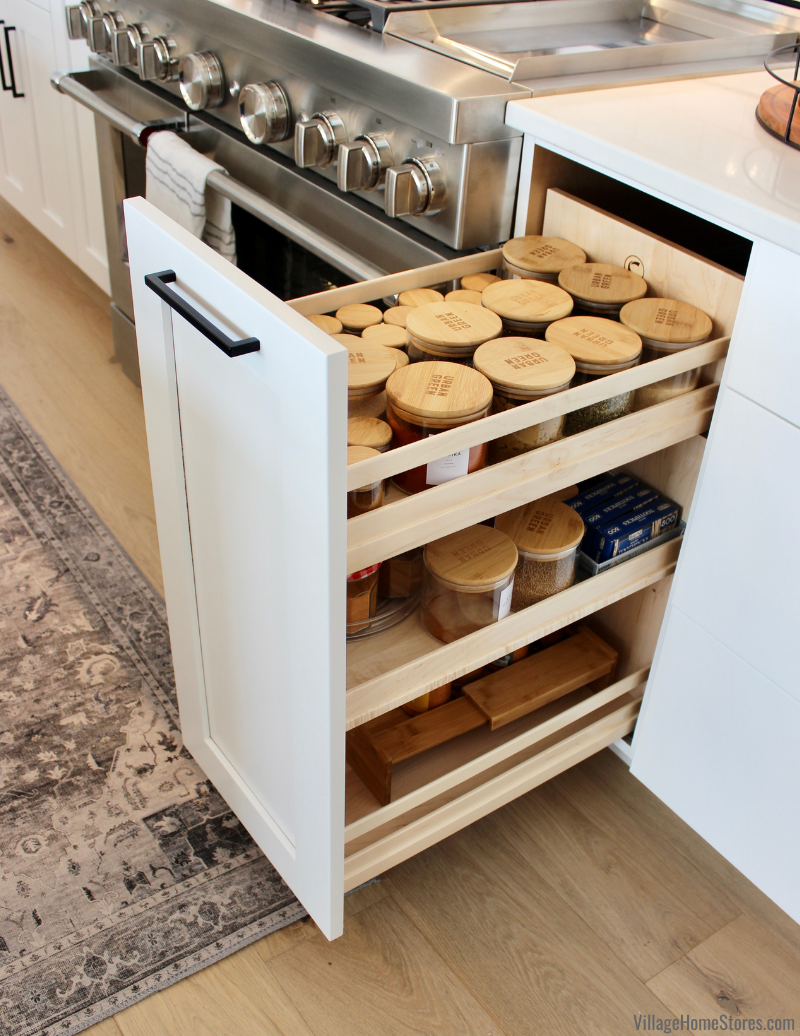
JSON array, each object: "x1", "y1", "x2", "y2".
[{"x1": 125, "y1": 199, "x2": 348, "y2": 940}]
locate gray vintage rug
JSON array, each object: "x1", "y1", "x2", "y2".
[{"x1": 0, "y1": 387, "x2": 306, "y2": 1036}]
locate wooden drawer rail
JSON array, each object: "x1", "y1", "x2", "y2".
[
  {"x1": 347, "y1": 382, "x2": 716, "y2": 574},
  {"x1": 343, "y1": 684, "x2": 642, "y2": 891},
  {"x1": 346, "y1": 536, "x2": 679, "y2": 728},
  {"x1": 344, "y1": 337, "x2": 727, "y2": 494}
]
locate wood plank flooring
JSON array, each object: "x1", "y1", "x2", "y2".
[{"x1": 2, "y1": 196, "x2": 799, "y2": 1036}]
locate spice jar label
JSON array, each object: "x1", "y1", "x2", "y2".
[
  {"x1": 426, "y1": 450, "x2": 470, "y2": 486},
  {"x1": 492, "y1": 580, "x2": 514, "y2": 620}
]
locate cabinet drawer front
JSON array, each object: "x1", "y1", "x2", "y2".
[{"x1": 125, "y1": 199, "x2": 346, "y2": 939}]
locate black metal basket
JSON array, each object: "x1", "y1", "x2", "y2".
[{"x1": 758, "y1": 42, "x2": 800, "y2": 150}]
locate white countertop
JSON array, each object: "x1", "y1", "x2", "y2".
[{"x1": 505, "y1": 71, "x2": 800, "y2": 255}]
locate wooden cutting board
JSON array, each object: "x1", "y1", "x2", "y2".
[{"x1": 757, "y1": 83, "x2": 800, "y2": 147}]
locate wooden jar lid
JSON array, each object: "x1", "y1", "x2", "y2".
[
  {"x1": 393, "y1": 349, "x2": 410, "y2": 368},
  {"x1": 345, "y1": 342, "x2": 398, "y2": 395},
  {"x1": 336, "y1": 303, "x2": 383, "y2": 331},
  {"x1": 445, "y1": 289, "x2": 483, "y2": 306},
  {"x1": 481, "y1": 279, "x2": 574, "y2": 324},
  {"x1": 347, "y1": 444, "x2": 381, "y2": 465},
  {"x1": 425, "y1": 524, "x2": 518, "y2": 589},
  {"x1": 473, "y1": 337, "x2": 575, "y2": 394},
  {"x1": 619, "y1": 297, "x2": 713, "y2": 345},
  {"x1": 558, "y1": 263, "x2": 647, "y2": 305},
  {"x1": 386, "y1": 361, "x2": 492, "y2": 420},
  {"x1": 347, "y1": 417, "x2": 392, "y2": 451},
  {"x1": 398, "y1": 288, "x2": 444, "y2": 308},
  {"x1": 461, "y1": 272, "x2": 501, "y2": 292},
  {"x1": 496, "y1": 496, "x2": 585, "y2": 557},
  {"x1": 503, "y1": 236, "x2": 587, "y2": 275},
  {"x1": 307, "y1": 313, "x2": 342, "y2": 334},
  {"x1": 361, "y1": 323, "x2": 409, "y2": 348},
  {"x1": 545, "y1": 316, "x2": 642, "y2": 367},
  {"x1": 383, "y1": 305, "x2": 414, "y2": 328},
  {"x1": 406, "y1": 301, "x2": 502, "y2": 349}
]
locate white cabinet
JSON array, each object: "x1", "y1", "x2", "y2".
[{"x1": 0, "y1": 0, "x2": 108, "y2": 290}]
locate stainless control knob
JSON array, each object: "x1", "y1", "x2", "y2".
[
  {"x1": 64, "y1": 1, "x2": 99, "y2": 41},
  {"x1": 385, "y1": 157, "x2": 446, "y2": 218},
  {"x1": 137, "y1": 36, "x2": 178, "y2": 82},
  {"x1": 179, "y1": 52, "x2": 225, "y2": 110},
  {"x1": 337, "y1": 134, "x2": 392, "y2": 192},
  {"x1": 294, "y1": 112, "x2": 346, "y2": 169},
  {"x1": 112, "y1": 22, "x2": 149, "y2": 67},
  {"x1": 87, "y1": 10, "x2": 124, "y2": 53},
  {"x1": 239, "y1": 82, "x2": 290, "y2": 144}
]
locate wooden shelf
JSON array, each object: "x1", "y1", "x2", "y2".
[{"x1": 346, "y1": 536, "x2": 679, "y2": 728}]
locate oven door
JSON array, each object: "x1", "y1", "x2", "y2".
[{"x1": 53, "y1": 62, "x2": 465, "y2": 382}]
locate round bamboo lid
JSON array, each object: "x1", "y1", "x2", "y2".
[
  {"x1": 345, "y1": 342, "x2": 398, "y2": 395},
  {"x1": 336, "y1": 303, "x2": 383, "y2": 331},
  {"x1": 481, "y1": 279, "x2": 574, "y2": 324},
  {"x1": 461, "y1": 272, "x2": 501, "y2": 292},
  {"x1": 503, "y1": 236, "x2": 586, "y2": 275},
  {"x1": 425, "y1": 524, "x2": 518, "y2": 589},
  {"x1": 347, "y1": 417, "x2": 392, "y2": 451},
  {"x1": 545, "y1": 316, "x2": 642, "y2": 367},
  {"x1": 496, "y1": 496, "x2": 584, "y2": 557},
  {"x1": 347, "y1": 445, "x2": 381, "y2": 466},
  {"x1": 386, "y1": 361, "x2": 492, "y2": 421},
  {"x1": 307, "y1": 313, "x2": 342, "y2": 334},
  {"x1": 619, "y1": 298, "x2": 713, "y2": 345},
  {"x1": 398, "y1": 288, "x2": 444, "y2": 308},
  {"x1": 361, "y1": 323, "x2": 409, "y2": 348},
  {"x1": 406, "y1": 301, "x2": 502, "y2": 350},
  {"x1": 392, "y1": 349, "x2": 410, "y2": 368},
  {"x1": 445, "y1": 289, "x2": 483, "y2": 306},
  {"x1": 384, "y1": 305, "x2": 414, "y2": 328},
  {"x1": 473, "y1": 338, "x2": 575, "y2": 393},
  {"x1": 558, "y1": 263, "x2": 647, "y2": 305}
]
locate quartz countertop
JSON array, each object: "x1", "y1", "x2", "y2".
[{"x1": 505, "y1": 71, "x2": 800, "y2": 255}]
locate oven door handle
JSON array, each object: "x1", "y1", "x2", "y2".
[{"x1": 51, "y1": 70, "x2": 386, "y2": 283}]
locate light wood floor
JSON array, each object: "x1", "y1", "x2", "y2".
[{"x1": 2, "y1": 195, "x2": 799, "y2": 1036}]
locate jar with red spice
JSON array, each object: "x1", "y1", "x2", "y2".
[
  {"x1": 346, "y1": 564, "x2": 381, "y2": 633},
  {"x1": 385, "y1": 361, "x2": 493, "y2": 495}
]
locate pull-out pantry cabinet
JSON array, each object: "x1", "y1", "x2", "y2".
[{"x1": 124, "y1": 186, "x2": 741, "y2": 940}]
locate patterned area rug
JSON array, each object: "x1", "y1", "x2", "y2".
[{"x1": 0, "y1": 387, "x2": 306, "y2": 1036}]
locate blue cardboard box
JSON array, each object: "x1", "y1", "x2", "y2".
[
  {"x1": 563, "y1": 473, "x2": 637, "y2": 515},
  {"x1": 591, "y1": 499, "x2": 681, "y2": 561}
]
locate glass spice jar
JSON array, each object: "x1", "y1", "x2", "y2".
[
  {"x1": 495, "y1": 496, "x2": 585, "y2": 609},
  {"x1": 480, "y1": 278, "x2": 574, "y2": 337},
  {"x1": 398, "y1": 288, "x2": 444, "y2": 308},
  {"x1": 348, "y1": 416, "x2": 392, "y2": 453},
  {"x1": 558, "y1": 263, "x2": 647, "y2": 317},
  {"x1": 545, "y1": 316, "x2": 642, "y2": 435},
  {"x1": 347, "y1": 445, "x2": 384, "y2": 518},
  {"x1": 361, "y1": 322, "x2": 409, "y2": 349},
  {"x1": 383, "y1": 305, "x2": 414, "y2": 329},
  {"x1": 385, "y1": 361, "x2": 493, "y2": 494},
  {"x1": 306, "y1": 313, "x2": 342, "y2": 335},
  {"x1": 402, "y1": 682, "x2": 453, "y2": 716},
  {"x1": 406, "y1": 300, "x2": 502, "y2": 366},
  {"x1": 378, "y1": 546, "x2": 424, "y2": 598},
  {"x1": 445, "y1": 289, "x2": 483, "y2": 306},
  {"x1": 336, "y1": 303, "x2": 383, "y2": 333},
  {"x1": 421, "y1": 524, "x2": 518, "y2": 643},
  {"x1": 472, "y1": 337, "x2": 575, "y2": 463},
  {"x1": 346, "y1": 564, "x2": 381, "y2": 633},
  {"x1": 461, "y1": 272, "x2": 501, "y2": 293},
  {"x1": 502, "y1": 235, "x2": 587, "y2": 283},
  {"x1": 345, "y1": 339, "x2": 398, "y2": 421},
  {"x1": 619, "y1": 298, "x2": 713, "y2": 411}
]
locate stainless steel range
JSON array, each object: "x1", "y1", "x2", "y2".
[{"x1": 52, "y1": 0, "x2": 799, "y2": 381}]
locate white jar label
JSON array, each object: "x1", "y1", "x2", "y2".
[
  {"x1": 493, "y1": 579, "x2": 514, "y2": 620},
  {"x1": 426, "y1": 449, "x2": 470, "y2": 486}
]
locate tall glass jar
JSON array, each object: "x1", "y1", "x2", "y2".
[
  {"x1": 421, "y1": 525, "x2": 518, "y2": 643},
  {"x1": 558, "y1": 262, "x2": 647, "y2": 317},
  {"x1": 480, "y1": 278, "x2": 574, "y2": 337},
  {"x1": 346, "y1": 445, "x2": 384, "y2": 518},
  {"x1": 545, "y1": 316, "x2": 643, "y2": 435},
  {"x1": 619, "y1": 297, "x2": 713, "y2": 410},
  {"x1": 502, "y1": 235, "x2": 586, "y2": 283},
  {"x1": 345, "y1": 338, "x2": 398, "y2": 421},
  {"x1": 385, "y1": 361, "x2": 493, "y2": 495},
  {"x1": 405, "y1": 300, "x2": 502, "y2": 366},
  {"x1": 473, "y1": 337, "x2": 575, "y2": 463}
]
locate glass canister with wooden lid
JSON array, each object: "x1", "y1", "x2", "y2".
[
  {"x1": 495, "y1": 496, "x2": 585, "y2": 609},
  {"x1": 461, "y1": 272, "x2": 501, "y2": 293},
  {"x1": 385, "y1": 361, "x2": 493, "y2": 494},
  {"x1": 558, "y1": 263, "x2": 647, "y2": 316},
  {"x1": 472, "y1": 337, "x2": 576, "y2": 462},
  {"x1": 345, "y1": 339, "x2": 398, "y2": 420},
  {"x1": 480, "y1": 278, "x2": 574, "y2": 338},
  {"x1": 405, "y1": 301, "x2": 502, "y2": 364},
  {"x1": 502, "y1": 235, "x2": 587, "y2": 283},
  {"x1": 619, "y1": 298, "x2": 713, "y2": 410},
  {"x1": 361, "y1": 322, "x2": 409, "y2": 349},
  {"x1": 545, "y1": 316, "x2": 642, "y2": 434},
  {"x1": 421, "y1": 524, "x2": 518, "y2": 643},
  {"x1": 346, "y1": 445, "x2": 384, "y2": 518},
  {"x1": 336, "y1": 303, "x2": 383, "y2": 333},
  {"x1": 347, "y1": 416, "x2": 392, "y2": 453}
]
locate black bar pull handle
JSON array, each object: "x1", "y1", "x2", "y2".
[
  {"x1": 145, "y1": 270, "x2": 260, "y2": 358},
  {"x1": 2, "y1": 24, "x2": 24, "y2": 98}
]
